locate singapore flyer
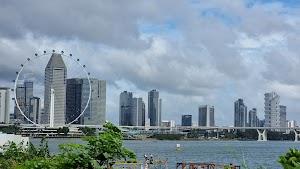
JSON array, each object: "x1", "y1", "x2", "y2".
[{"x1": 13, "y1": 50, "x2": 91, "y2": 127}]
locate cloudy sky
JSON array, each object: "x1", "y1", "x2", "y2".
[{"x1": 1, "y1": 0, "x2": 300, "y2": 126}]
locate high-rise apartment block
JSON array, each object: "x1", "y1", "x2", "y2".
[
  {"x1": 248, "y1": 108, "x2": 259, "y2": 127},
  {"x1": 148, "y1": 90, "x2": 162, "y2": 126},
  {"x1": 0, "y1": 87, "x2": 10, "y2": 124},
  {"x1": 119, "y1": 91, "x2": 133, "y2": 126},
  {"x1": 44, "y1": 53, "x2": 67, "y2": 126},
  {"x1": 234, "y1": 99, "x2": 247, "y2": 127},
  {"x1": 264, "y1": 92, "x2": 280, "y2": 128},
  {"x1": 198, "y1": 105, "x2": 214, "y2": 127},
  {"x1": 182, "y1": 115, "x2": 192, "y2": 126}
]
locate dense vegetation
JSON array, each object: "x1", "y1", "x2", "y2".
[
  {"x1": 278, "y1": 148, "x2": 300, "y2": 168},
  {"x1": 0, "y1": 122, "x2": 136, "y2": 169}
]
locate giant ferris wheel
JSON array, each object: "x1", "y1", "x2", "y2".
[{"x1": 13, "y1": 50, "x2": 91, "y2": 127}]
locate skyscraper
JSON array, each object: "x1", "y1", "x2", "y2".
[
  {"x1": 198, "y1": 105, "x2": 214, "y2": 127},
  {"x1": 15, "y1": 80, "x2": 33, "y2": 123},
  {"x1": 148, "y1": 89, "x2": 162, "y2": 126},
  {"x1": 248, "y1": 108, "x2": 258, "y2": 127},
  {"x1": 119, "y1": 91, "x2": 133, "y2": 126},
  {"x1": 29, "y1": 97, "x2": 41, "y2": 124},
  {"x1": 234, "y1": 99, "x2": 247, "y2": 127},
  {"x1": 15, "y1": 84, "x2": 25, "y2": 122},
  {"x1": 0, "y1": 87, "x2": 10, "y2": 124},
  {"x1": 66, "y1": 78, "x2": 106, "y2": 125},
  {"x1": 66, "y1": 78, "x2": 84, "y2": 124},
  {"x1": 279, "y1": 105, "x2": 287, "y2": 132},
  {"x1": 84, "y1": 79, "x2": 106, "y2": 125},
  {"x1": 264, "y1": 92, "x2": 280, "y2": 128},
  {"x1": 44, "y1": 53, "x2": 67, "y2": 126},
  {"x1": 182, "y1": 115, "x2": 192, "y2": 126},
  {"x1": 132, "y1": 97, "x2": 145, "y2": 126}
]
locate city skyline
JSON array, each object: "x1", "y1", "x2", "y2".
[{"x1": 1, "y1": 1, "x2": 300, "y2": 126}]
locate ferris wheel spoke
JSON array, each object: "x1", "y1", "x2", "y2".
[{"x1": 68, "y1": 67, "x2": 85, "y2": 79}]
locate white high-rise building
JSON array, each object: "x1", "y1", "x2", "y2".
[
  {"x1": 44, "y1": 53, "x2": 67, "y2": 126},
  {"x1": 0, "y1": 87, "x2": 10, "y2": 124},
  {"x1": 161, "y1": 120, "x2": 175, "y2": 127},
  {"x1": 286, "y1": 120, "x2": 297, "y2": 134},
  {"x1": 264, "y1": 92, "x2": 280, "y2": 129},
  {"x1": 198, "y1": 105, "x2": 214, "y2": 127}
]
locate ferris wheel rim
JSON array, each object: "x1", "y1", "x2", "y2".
[{"x1": 13, "y1": 51, "x2": 92, "y2": 126}]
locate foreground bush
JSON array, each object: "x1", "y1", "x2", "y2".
[
  {"x1": 0, "y1": 122, "x2": 136, "y2": 169},
  {"x1": 278, "y1": 148, "x2": 300, "y2": 168}
]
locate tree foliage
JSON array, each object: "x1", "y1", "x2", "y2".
[
  {"x1": 278, "y1": 148, "x2": 300, "y2": 168},
  {"x1": 0, "y1": 122, "x2": 136, "y2": 169},
  {"x1": 80, "y1": 126, "x2": 95, "y2": 136},
  {"x1": 57, "y1": 127, "x2": 70, "y2": 136}
]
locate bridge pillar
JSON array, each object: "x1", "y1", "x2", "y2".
[
  {"x1": 214, "y1": 129, "x2": 219, "y2": 139},
  {"x1": 257, "y1": 129, "x2": 267, "y2": 141},
  {"x1": 294, "y1": 130, "x2": 300, "y2": 141}
]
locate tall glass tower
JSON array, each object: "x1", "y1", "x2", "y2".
[
  {"x1": 148, "y1": 89, "x2": 162, "y2": 126},
  {"x1": 198, "y1": 105, "x2": 214, "y2": 127},
  {"x1": 44, "y1": 53, "x2": 67, "y2": 126},
  {"x1": 119, "y1": 91, "x2": 133, "y2": 126}
]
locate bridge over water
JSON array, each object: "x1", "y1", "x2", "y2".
[{"x1": 1, "y1": 124, "x2": 299, "y2": 141}]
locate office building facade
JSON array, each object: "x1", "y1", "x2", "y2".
[
  {"x1": 182, "y1": 115, "x2": 192, "y2": 126},
  {"x1": 29, "y1": 97, "x2": 41, "y2": 124},
  {"x1": 15, "y1": 81, "x2": 33, "y2": 123},
  {"x1": 66, "y1": 78, "x2": 85, "y2": 124},
  {"x1": 132, "y1": 97, "x2": 145, "y2": 126},
  {"x1": 0, "y1": 87, "x2": 10, "y2": 123},
  {"x1": 264, "y1": 92, "x2": 280, "y2": 128},
  {"x1": 66, "y1": 78, "x2": 106, "y2": 125},
  {"x1": 84, "y1": 79, "x2": 106, "y2": 126},
  {"x1": 119, "y1": 91, "x2": 133, "y2": 126},
  {"x1": 44, "y1": 53, "x2": 67, "y2": 126},
  {"x1": 198, "y1": 105, "x2": 214, "y2": 127},
  {"x1": 148, "y1": 90, "x2": 162, "y2": 126},
  {"x1": 234, "y1": 99, "x2": 247, "y2": 127},
  {"x1": 279, "y1": 105, "x2": 287, "y2": 132}
]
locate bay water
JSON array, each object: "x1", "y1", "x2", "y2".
[{"x1": 30, "y1": 138, "x2": 300, "y2": 168}]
